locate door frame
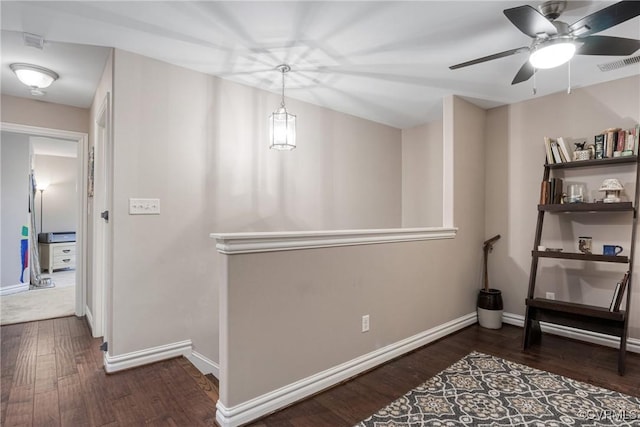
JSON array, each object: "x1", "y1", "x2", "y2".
[
  {"x1": 92, "y1": 92, "x2": 112, "y2": 339},
  {"x1": 0, "y1": 122, "x2": 89, "y2": 317}
]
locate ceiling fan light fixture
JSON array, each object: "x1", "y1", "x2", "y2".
[
  {"x1": 9, "y1": 63, "x2": 59, "y2": 89},
  {"x1": 529, "y1": 39, "x2": 576, "y2": 69}
]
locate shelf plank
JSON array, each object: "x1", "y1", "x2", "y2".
[
  {"x1": 538, "y1": 202, "x2": 633, "y2": 212},
  {"x1": 532, "y1": 251, "x2": 629, "y2": 263},
  {"x1": 526, "y1": 298, "x2": 625, "y2": 321},
  {"x1": 546, "y1": 156, "x2": 638, "y2": 169}
]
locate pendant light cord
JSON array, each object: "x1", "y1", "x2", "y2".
[{"x1": 281, "y1": 68, "x2": 286, "y2": 108}]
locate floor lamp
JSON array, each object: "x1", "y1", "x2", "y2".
[{"x1": 36, "y1": 182, "x2": 49, "y2": 234}]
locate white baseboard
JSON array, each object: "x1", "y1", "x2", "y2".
[
  {"x1": 0, "y1": 283, "x2": 29, "y2": 296},
  {"x1": 216, "y1": 312, "x2": 477, "y2": 427},
  {"x1": 104, "y1": 340, "x2": 192, "y2": 373},
  {"x1": 187, "y1": 351, "x2": 220, "y2": 378},
  {"x1": 85, "y1": 305, "x2": 95, "y2": 335},
  {"x1": 503, "y1": 312, "x2": 640, "y2": 353}
]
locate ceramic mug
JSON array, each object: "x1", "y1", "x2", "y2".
[{"x1": 603, "y1": 245, "x2": 623, "y2": 256}]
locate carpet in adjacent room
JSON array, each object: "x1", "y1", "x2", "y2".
[{"x1": 1, "y1": 270, "x2": 75, "y2": 325}]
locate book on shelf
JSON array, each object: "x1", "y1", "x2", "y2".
[
  {"x1": 595, "y1": 134, "x2": 605, "y2": 159},
  {"x1": 604, "y1": 128, "x2": 620, "y2": 158},
  {"x1": 545, "y1": 126, "x2": 638, "y2": 164},
  {"x1": 557, "y1": 137, "x2": 572, "y2": 162},
  {"x1": 539, "y1": 178, "x2": 563, "y2": 204},
  {"x1": 609, "y1": 282, "x2": 621, "y2": 311},
  {"x1": 612, "y1": 271, "x2": 630, "y2": 312},
  {"x1": 551, "y1": 141, "x2": 564, "y2": 163},
  {"x1": 544, "y1": 136, "x2": 555, "y2": 164},
  {"x1": 539, "y1": 180, "x2": 550, "y2": 205}
]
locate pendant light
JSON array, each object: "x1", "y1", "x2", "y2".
[{"x1": 269, "y1": 64, "x2": 296, "y2": 150}]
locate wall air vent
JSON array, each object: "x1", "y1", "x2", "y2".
[
  {"x1": 23, "y1": 32, "x2": 44, "y2": 50},
  {"x1": 597, "y1": 56, "x2": 640, "y2": 72}
]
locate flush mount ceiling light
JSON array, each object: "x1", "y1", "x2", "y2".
[
  {"x1": 529, "y1": 38, "x2": 576, "y2": 69},
  {"x1": 269, "y1": 64, "x2": 296, "y2": 151},
  {"x1": 10, "y1": 63, "x2": 59, "y2": 94}
]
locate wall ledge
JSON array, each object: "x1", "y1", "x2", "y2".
[{"x1": 211, "y1": 227, "x2": 458, "y2": 255}]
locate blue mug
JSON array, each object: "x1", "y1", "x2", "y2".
[{"x1": 603, "y1": 245, "x2": 623, "y2": 256}]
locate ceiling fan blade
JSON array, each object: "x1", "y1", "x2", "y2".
[
  {"x1": 577, "y1": 35, "x2": 640, "y2": 56},
  {"x1": 570, "y1": 1, "x2": 640, "y2": 37},
  {"x1": 503, "y1": 5, "x2": 557, "y2": 38},
  {"x1": 449, "y1": 47, "x2": 529, "y2": 70},
  {"x1": 511, "y1": 60, "x2": 536, "y2": 85}
]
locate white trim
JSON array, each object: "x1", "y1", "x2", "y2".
[
  {"x1": 442, "y1": 95, "x2": 454, "y2": 228},
  {"x1": 0, "y1": 283, "x2": 29, "y2": 296},
  {"x1": 211, "y1": 227, "x2": 458, "y2": 255},
  {"x1": 215, "y1": 312, "x2": 476, "y2": 427},
  {"x1": 85, "y1": 305, "x2": 95, "y2": 337},
  {"x1": 0, "y1": 122, "x2": 89, "y2": 319},
  {"x1": 103, "y1": 340, "x2": 192, "y2": 373},
  {"x1": 503, "y1": 312, "x2": 640, "y2": 353},
  {"x1": 187, "y1": 351, "x2": 220, "y2": 378}
]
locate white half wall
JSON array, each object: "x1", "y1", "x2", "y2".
[{"x1": 215, "y1": 95, "x2": 487, "y2": 425}]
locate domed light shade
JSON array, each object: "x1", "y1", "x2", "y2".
[
  {"x1": 10, "y1": 63, "x2": 59, "y2": 89},
  {"x1": 529, "y1": 40, "x2": 576, "y2": 69}
]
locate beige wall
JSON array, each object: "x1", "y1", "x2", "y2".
[
  {"x1": 485, "y1": 75, "x2": 640, "y2": 339},
  {"x1": 1, "y1": 95, "x2": 89, "y2": 134},
  {"x1": 220, "y1": 95, "x2": 486, "y2": 407},
  {"x1": 33, "y1": 154, "x2": 78, "y2": 234},
  {"x1": 402, "y1": 120, "x2": 443, "y2": 227},
  {"x1": 0, "y1": 132, "x2": 31, "y2": 288},
  {"x1": 109, "y1": 49, "x2": 403, "y2": 362}
]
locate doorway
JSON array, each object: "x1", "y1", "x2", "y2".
[{"x1": 0, "y1": 123, "x2": 88, "y2": 325}]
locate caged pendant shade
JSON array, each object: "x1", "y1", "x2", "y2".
[{"x1": 269, "y1": 64, "x2": 296, "y2": 150}]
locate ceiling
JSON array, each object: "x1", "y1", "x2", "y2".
[{"x1": 1, "y1": 1, "x2": 639, "y2": 129}]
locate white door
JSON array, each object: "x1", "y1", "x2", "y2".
[{"x1": 92, "y1": 93, "x2": 112, "y2": 338}]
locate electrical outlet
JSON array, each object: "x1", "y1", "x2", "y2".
[
  {"x1": 129, "y1": 198, "x2": 160, "y2": 215},
  {"x1": 546, "y1": 292, "x2": 555, "y2": 300},
  {"x1": 361, "y1": 315, "x2": 370, "y2": 333}
]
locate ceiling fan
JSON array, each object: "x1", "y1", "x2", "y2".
[{"x1": 450, "y1": 0, "x2": 640, "y2": 84}]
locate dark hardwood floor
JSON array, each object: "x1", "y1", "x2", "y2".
[
  {"x1": 1, "y1": 316, "x2": 218, "y2": 426},
  {"x1": 2, "y1": 316, "x2": 639, "y2": 427},
  {"x1": 250, "y1": 323, "x2": 640, "y2": 426}
]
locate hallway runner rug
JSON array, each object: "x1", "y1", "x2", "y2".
[{"x1": 354, "y1": 351, "x2": 640, "y2": 426}]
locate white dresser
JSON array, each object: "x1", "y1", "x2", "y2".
[{"x1": 39, "y1": 242, "x2": 76, "y2": 273}]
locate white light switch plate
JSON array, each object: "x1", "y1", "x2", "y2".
[{"x1": 129, "y1": 198, "x2": 160, "y2": 215}]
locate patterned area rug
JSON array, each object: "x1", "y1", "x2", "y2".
[{"x1": 355, "y1": 351, "x2": 640, "y2": 426}]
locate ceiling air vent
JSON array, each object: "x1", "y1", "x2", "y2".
[{"x1": 597, "y1": 56, "x2": 640, "y2": 72}]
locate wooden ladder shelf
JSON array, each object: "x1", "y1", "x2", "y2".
[{"x1": 522, "y1": 155, "x2": 639, "y2": 375}]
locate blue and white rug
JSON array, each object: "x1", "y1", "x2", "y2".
[{"x1": 355, "y1": 351, "x2": 640, "y2": 426}]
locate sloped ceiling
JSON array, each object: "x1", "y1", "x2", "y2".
[{"x1": 1, "y1": 1, "x2": 639, "y2": 129}]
